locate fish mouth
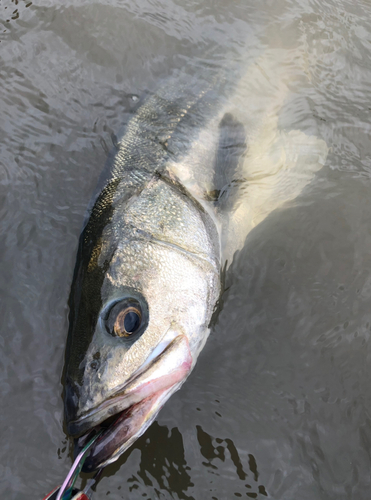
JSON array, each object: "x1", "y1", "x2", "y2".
[{"x1": 70, "y1": 335, "x2": 192, "y2": 472}]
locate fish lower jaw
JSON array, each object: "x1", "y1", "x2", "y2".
[
  {"x1": 78, "y1": 383, "x2": 182, "y2": 472},
  {"x1": 68, "y1": 391, "x2": 145, "y2": 437}
]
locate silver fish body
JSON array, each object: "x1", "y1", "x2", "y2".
[
  {"x1": 64, "y1": 71, "x2": 224, "y2": 470},
  {"x1": 64, "y1": 56, "x2": 328, "y2": 471}
]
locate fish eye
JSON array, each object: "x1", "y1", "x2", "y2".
[
  {"x1": 106, "y1": 300, "x2": 143, "y2": 338},
  {"x1": 114, "y1": 307, "x2": 141, "y2": 336}
]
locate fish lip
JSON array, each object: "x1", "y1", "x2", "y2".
[
  {"x1": 67, "y1": 334, "x2": 191, "y2": 437},
  {"x1": 67, "y1": 373, "x2": 141, "y2": 436},
  {"x1": 67, "y1": 390, "x2": 138, "y2": 437}
]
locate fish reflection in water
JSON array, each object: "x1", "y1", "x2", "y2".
[{"x1": 102, "y1": 422, "x2": 267, "y2": 499}]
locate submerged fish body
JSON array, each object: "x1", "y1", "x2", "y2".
[{"x1": 64, "y1": 55, "x2": 328, "y2": 471}]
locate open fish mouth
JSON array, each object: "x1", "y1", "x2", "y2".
[
  {"x1": 75, "y1": 388, "x2": 175, "y2": 472},
  {"x1": 70, "y1": 335, "x2": 192, "y2": 472}
]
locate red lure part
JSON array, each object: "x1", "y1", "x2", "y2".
[{"x1": 42, "y1": 487, "x2": 89, "y2": 500}]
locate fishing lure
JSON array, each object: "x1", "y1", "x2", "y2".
[{"x1": 42, "y1": 432, "x2": 103, "y2": 500}]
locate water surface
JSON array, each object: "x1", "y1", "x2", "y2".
[{"x1": 1, "y1": 0, "x2": 371, "y2": 498}]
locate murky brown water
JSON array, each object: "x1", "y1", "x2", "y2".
[{"x1": 2, "y1": 0, "x2": 371, "y2": 499}]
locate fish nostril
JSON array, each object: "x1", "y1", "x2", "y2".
[
  {"x1": 90, "y1": 360, "x2": 100, "y2": 371},
  {"x1": 90, "y1": 352, "x2": 101, "y2": 371}
]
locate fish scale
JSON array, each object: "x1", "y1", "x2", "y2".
[{"x1": 63, "y1": 50, "x2": 327, "y2": 473}]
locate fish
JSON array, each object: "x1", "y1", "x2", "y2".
[{"x1": 63, "y1": 50, "x2": 328, "y2": 472}]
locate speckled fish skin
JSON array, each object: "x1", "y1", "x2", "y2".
[
  {"x1": 64, "y1": 53, "x2": 328, "y2": 468},
  {"x1": 64, "y1": 69, "x2": 224, "y2": 443}
]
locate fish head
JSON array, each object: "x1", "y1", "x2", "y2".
[{"x1": 64, "y1": 175, "x2": 220, "y2": 471}]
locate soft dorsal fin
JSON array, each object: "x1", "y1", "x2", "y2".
[
  {"x1": 212, "y1": 113, "x2": 247, "y2": 210},
  {"x1": 214, "y1": 113, "x2": 247, "y2": 191}
]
